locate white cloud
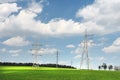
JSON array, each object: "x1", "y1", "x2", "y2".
[
  {"x1": 71, "y1": 47, "x2": 82, "y2": 54},
  {"x1": 0, "y1": 1, "x2": 84, "y2": 38},
  {"x1": 9, "y1": 49, "x2": 22, "y2": 57},
  {"x1": 71, "y1": 40, "x2": 94, "y2": 54},
  {"x1": 39, "y1": 48, "x2": 57, "y2": 54},
  {"x1": 28, "y1": 0, "x2": 43, "y2": 14},
  {"x1": 3, "y1": 36, "x2": 30, "y2": 46},
  {"x1": 71, "y1": 40, "x2": 95, "y2": 61},
  {"x1": 0, "y1": 0, "x2": 16, "y2": 3},
  {"x1": 0, "y1": 48, "x2": 21, "y2": 56},
  {"x1": 93, "y1": 56, "x2": 106, "y2": 62},
  {"x1": 102, "y1": 37, "x2": 120, "y2": 53},
  {"x1": 96, "y1": 37, "x2": 108, "y2": 46},
  {"x1": 113, "y1": 38, "x2": 120, "y2": 46},
  {"x1": 0, "y1": 3, "x2": 21, "y2": 21},
  {"x1": 11, "y1": 53, "x2": 19, "y2": 57},
  {"x1": 80, "y1": 40, "x2": 95, "y2": 47},
  {"x1": 98, "y1": 37, "x2": 108, "y2": 43},
  {"x1": 0, "y1": 1, "x2": 44, "y2": 37},
  {"x1": 30, "y1": 48, "x2": 57, "y2": 55},
  {"x1": 74, "y1": 55, "x2": 81, "y2": 59},
  {"x1": 99, "y1": 57, "x2": 106, "y2": 61},
  {"x1": 66, "y1": 44, "x2": 75, "y2": 48},
  {"x1": 9, "y1": 49, "x2": 22, "y2": 54},
  {"x1": 0, "y1": 48, "x2": 7, "y2": 52},
  {"x1": 0, "y1": 0, "x2": 120, "y2": 38},
  {"x1": 76, "y1": 0, "x2": 120, "y2": 35}
]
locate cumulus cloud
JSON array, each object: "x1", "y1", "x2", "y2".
[
  {"x1": 96, "y1": 37, "x2": 108, "y2": 46},
  {"x1": 71, "y1": 40, "x2": 94, "y2": 54},
  {"x1": 28, "y1": 0, "x2": 43, "y2": 14},
  {"x1": 39, "y1": 48, "x2": 57, "y2": 54},
  {"x1": 0, "y1": 1, "x2": 44, "y2": 37},
  {"x1": 0, "y1": 3, "x2": 21, "y2": 21},
  {"x1": 0, "y1": 48, "x2": 7, "y2": 52},
  {"x1": 71, "y1": 40, "x2": 95, "y2": 61},
  {"x1": 0, "y1": 0, "x2": 120, "y2": 38},
  {"x1": 66, "y1": 44, "x2": 75, "y2": 48},
  {"x1": 11, "y1": 54, "x2": 19, "y2": 57},
  {"x1": 71, "y1": 46, "x2": 82, "y2": 54},
  {"x1": 0, "y1": 0, "x2": 17, "y2": 3},
  {"x1": 102, "y1": 37, "x2": 120, "y2": 53},
  {"x1": 0, "y1": 0, "x2": 96, "y2": 38},
  {"x1": 9, "y1": 49, "x2": 21, "y2": 54},
  {"x1": 99, "y1": 56, "x2": 106, "y2": 61},
  {"x1": 30, "y1": 48, "x2": 57, "y2": 55},
  {"x1": 0, "y1": 16, "x2": 85, "y2": 37},
  {"x1": 9, "y1": 49, "x2": 22, "y2": 57},
  {"x1": 2, "y1": 36, "x2": 30, "y2": 46},
  {"x1": 76, "y1": 0, "x2": 120, "y2": 35},
  {"x1": 80, "y1": 40, "x2": 95, "y2": 47},
  {"x1": 74, "y1": 55, "x2": 81, "y2": 59},
  {"x1": 0, "y1": 48, "x2": 22, "y2": 56}
]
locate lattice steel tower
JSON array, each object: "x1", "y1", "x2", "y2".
[
  {"x1": 31, "y1": 43, "x2": 42, "y2": 67},
  {"x1": 56, "y1": 50, "x2": 59, "y2": 68},
  {"x1": 80, "y1": 29, "x2": 90, "y2": 70}
]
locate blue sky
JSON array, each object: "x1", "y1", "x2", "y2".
[{"x1": 0, "y1": 0, "x2": 120, "y2": 69}]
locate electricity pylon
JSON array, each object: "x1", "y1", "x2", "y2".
[
  {"x1": 56, "y1": 50, "x2": 59, "y2": 68},
  {"x1": 71, "y1": 60, "x2": 73, "y2": 67},
  {"x1": 31, "y1": 43, "x2": 43, "y2": 67},
  {"x1": 80, "y1": 29, "x2": 91, "y2": 70}
]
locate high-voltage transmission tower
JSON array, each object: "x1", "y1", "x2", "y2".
[
  {"x1": 56, "y1": 50, "x2": 59, "y2": 68},
  {"x1": 80, "y1": 29, "x2": 92, "y2": 70},
  {"x1": 71, "y1": 60, "x2": 73, "y2": 67},
  {"x1": 30, "y1": 43, "x2": 43, "y2": 67}
]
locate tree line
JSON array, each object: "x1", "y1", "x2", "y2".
[
  {"x1": 0, "y1": 62, "x2": 76, "y2": 69},
  {"x1": 98, "y1": 63, "x2": 120, "y2": 71}
]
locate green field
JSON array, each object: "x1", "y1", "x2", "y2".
[{"x1": 0, "y1": 66, "x2": 120, "y2": 80}]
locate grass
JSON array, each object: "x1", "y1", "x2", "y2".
[{"x1": 0, "y1": 66, "x2": 120, "y2": 80}]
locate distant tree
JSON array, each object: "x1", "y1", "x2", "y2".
[
  {"x1": 98, "y1": 66, "x2": 101, "y2": 70},
  {"x1": 108, "y1": 65, "x2": 113, "y2": 70},
  {"x1": 114, "y1": 66, "x2": 120, "y2": 71},
  {"x1": 102, "y1": 63, "x2": 107, "y2": 70}
]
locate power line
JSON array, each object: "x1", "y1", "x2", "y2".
[
  {"x1": 56, "y1": 50, "x2": 59, "y2": 68},
  {"x1": 30, "y1": 43, "x2": 43, "y2": 67},
  {"x1": 71, "y1": 60, "x2": 73, "y2": 67},
  {"x1": 80, "y1": 29, "x2": 92, "y2": 70}
]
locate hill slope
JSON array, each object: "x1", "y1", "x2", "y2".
[{"x1": 0, "y1": 66, "x2": 120, "y2": 80}]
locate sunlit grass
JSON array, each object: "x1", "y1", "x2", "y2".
[
  {"x1": 0, "y1": 66, "x2": 120, "y2": 80},
  {"x1": 0, "y1": 66, "x2": 75, "y2": 70}
]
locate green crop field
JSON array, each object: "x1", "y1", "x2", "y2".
[{"x1": 0, "y1": 66, "x2": 120, "y2": 80}]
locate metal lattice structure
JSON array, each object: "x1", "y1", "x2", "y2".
[
  {"x1": 31, "y1": 43, "x2": 43, "y2": 67},
  {"x1": 56, "y1": 50, "x2": 59, "y2": 68},
  {"x1": 80, "y1": 29, "x2": 91, "y2": 70}
]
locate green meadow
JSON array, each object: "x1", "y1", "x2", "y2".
[{"x1": 0, "y1": 66, "x2": 120, "y2": 80}]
